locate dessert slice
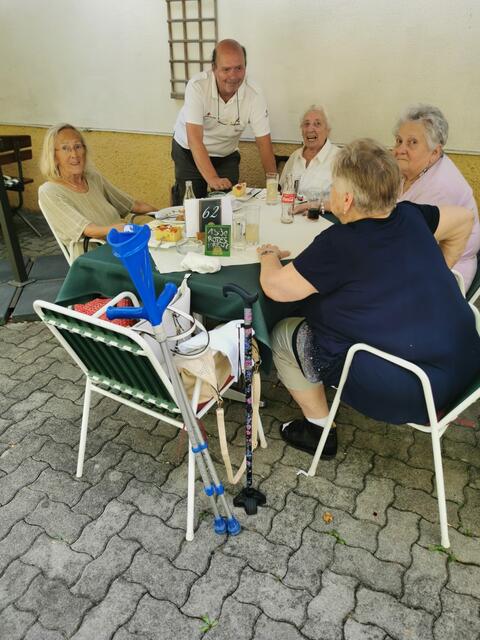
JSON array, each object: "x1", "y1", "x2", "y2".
[
  {"x1": 232, "y1": 182, "x2": 247, "y2": 197},
  {"x1": 154, "y1": 224, "x2": 183, "y2": 243}
]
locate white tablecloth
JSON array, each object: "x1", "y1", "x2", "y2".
[{"x1": 149, "y1": 199, "x2": 332, "y2": 274}]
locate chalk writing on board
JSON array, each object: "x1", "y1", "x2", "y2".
[{"x1": 205, "y1": 224, "x2": 231, "y2": 257}]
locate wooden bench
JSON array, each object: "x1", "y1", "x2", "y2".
[{"x1": 0, "y1": 134, "x2": 40, "y2": 236}]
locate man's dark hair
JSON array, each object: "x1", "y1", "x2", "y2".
[{"x1": 211, "y1": 44, "x2": 247, "y2": 67}]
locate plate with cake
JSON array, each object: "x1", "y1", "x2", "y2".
[{"x1": 147, "y1": 221, "x2": 184, "y2": 248}]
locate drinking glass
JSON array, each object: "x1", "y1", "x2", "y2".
[
  {"x1": 231, "y1": 210, "x2": 246, "y2": 250},
  {"x1": 244, "y1": 204, "x2": 260, "y2": 245},
  {"x1": 265, "y1": 172, "x2": 279, "y2": 205}
]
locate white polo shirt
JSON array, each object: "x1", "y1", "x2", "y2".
[
  {"x1": 173, "y1": 69, "x2": 271, "y2": 157},
  {"x1": 279, "y1": 139, "x2": 340, "y2": 196}
]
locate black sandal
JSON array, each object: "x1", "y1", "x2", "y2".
[{"x1": 280, "y1": 418, "x2": 337, "y2": 458}]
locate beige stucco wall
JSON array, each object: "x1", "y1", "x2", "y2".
[{"x1": 1, "y1": 124, "x2": 479, "y2": 214}]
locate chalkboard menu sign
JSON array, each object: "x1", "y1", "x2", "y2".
[
  {"x1": 199, "y1": 198, "x2": 222, "y2": 232},
  {"x1": 205, "y1": 224, "x2": 231, "y2": 257}
]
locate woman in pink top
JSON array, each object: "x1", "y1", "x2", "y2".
[{"x1": 394, "y1": 104, "x2": 480, "y2": 290}]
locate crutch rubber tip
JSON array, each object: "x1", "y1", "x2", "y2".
[
  {"x1": 204, "y1": 485, "x2": 215, "y2": 497},
  {"x1": 215, "y1": 484, "x2": 225, "y2": 496},
  {"x1": 227, "y1": 517, "x2": 241, "y2": 536},
  {"x1": 214, "y1": 516, "x2": 227, "y2": 535}
]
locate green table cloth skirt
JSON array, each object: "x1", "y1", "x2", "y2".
[{"x1": 55, "y1": 243, "x2": 303, "y2": 370}]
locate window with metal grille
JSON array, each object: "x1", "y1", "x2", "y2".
[{"x1": 166, "y1": 0, "x2": 218, "y2": 99}]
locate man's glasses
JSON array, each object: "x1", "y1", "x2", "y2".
[
  {"x1": 55, "y1": 143, "x2": 85, "y2": 154},
  {"x1": 210, "y1": 92, "x2": 240, "y2": 126}
]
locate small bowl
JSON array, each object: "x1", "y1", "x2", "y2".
[{"x1": 176, "y1": 238, "x2": 204, "y2": 255}]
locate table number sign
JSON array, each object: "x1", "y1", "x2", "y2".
[
  {"x1": 205, "y1": 224, "x2": 231, "y2": 257},
  {"x1": 199, "y1": 198, "x2": 222, "y2": 231},
  {"x1": 185, "y1": 195, "x2": 233, "y2": 237}
]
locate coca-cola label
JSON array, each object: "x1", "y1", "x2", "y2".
[{"x1": 281, "y1": 192, "x2": 295, "y2": 204}]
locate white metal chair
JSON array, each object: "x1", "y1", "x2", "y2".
[
  {"x1": 299, "y1": 304, "x2": 480, "y2": 549},
  {"x1": 34, "y1": 293, "x2": 238, "y2": 540},
  {"x1": 38, "y1": 200, "x2": 104, "y2": 265}
]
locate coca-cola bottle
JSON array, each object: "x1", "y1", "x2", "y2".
[{"x1": 281, "y1": 174, "x2": 295, "y2": 224}]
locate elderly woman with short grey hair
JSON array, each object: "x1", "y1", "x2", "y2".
[
  {"x1": 279, "y1": 105, "x2": 340, "y2": 199},
  {"x1": 394, "y1": 104, "x2": 480, "y2": 289}
]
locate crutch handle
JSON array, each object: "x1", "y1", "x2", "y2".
[{"x1": 223, "y1": 283, "x2": 258, "y2": 307}]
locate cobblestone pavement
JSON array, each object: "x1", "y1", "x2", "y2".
[{"x1": 0, "y1": 215, "x2": 479, "y2": 639}]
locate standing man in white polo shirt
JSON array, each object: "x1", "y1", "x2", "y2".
[{"x1": 171, "y1": 39, "x2": 277, "y2": 204}]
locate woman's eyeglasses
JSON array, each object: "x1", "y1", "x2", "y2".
[{"x1": 55, "y1": 143, "x2": 85, "y2": 154}]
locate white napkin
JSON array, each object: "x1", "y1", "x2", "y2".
[{"x1": 180, "y1": 252, "x2": 221, "y2": 273}]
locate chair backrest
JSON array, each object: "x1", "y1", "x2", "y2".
[
  {"x1": 34, "y1": 299, "x2": 181, "y2": 415},
  {"x1": 466, "y1": 251, "x2": 480, "y2": 304},
  {"x1": 38, "y1": 200, "x2": 74, "y2": 264},
  {"x1": 0, "y1": 135, "x2": 33, "y2": 168}
]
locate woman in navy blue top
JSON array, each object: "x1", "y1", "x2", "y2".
[{"x1": 258, "y1": 138, "x2": 480, "y2": 457}]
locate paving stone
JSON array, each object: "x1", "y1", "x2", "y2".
[
  {"x1": 42, "y1": 377, "x2": 84, "y2": 402},
  {"x1": 284, "y1": 527, "x2": 336, "y2": 594},
  {"x1": 71, "y1": 578, "x2": 146, "y2": 640},
  {"x1": 81, "y1": 441, "x2": 129, "y2": 484},
  {"x1": 182, "y1": 552, "x2": 246, "y2": 619},
  {"x1": 119, "y1": 477, "x2": 180, "y2": 520},
  {"x1": 331, "y1": 544, "x2": 403, "y2": 597},
  {"x1": 72, "y1": 534, "x2": 140, "y2": 601},
  {"x1": 0, "y1": 488, "x2": 43, "y2": 539},
  {"x1": 0, "y1": 434, "x2": 48, "y2": 474},
  {"x1": 34, "y1": 438, "x2": 78, "y2": 473},
  {"x1": 28, "y1": 467, "x2": 89, "y2": 507},
  {"x1": 24, "y1": 623, "x2": 66, "y2": 640},
  {"x1": 302, "y1": 569, "x2": 357, "y2": 640},
  {"x1": 253, "y1": 613, "x2": 305, "y2": 640},
  {"x1": 447, "y1": 561, "x2": 480, "y2": 598},
  {"x1": 45, "y1": 359, "x2": 83, "y2": 383},
  {"x1": 72, "y1": 470, "x2": 131, "y2": 519},
  {"x1": 443, "y1": 438, "x2": 480, "y2": 466},
  {"x1": 173, "y1": 518, "x2": 228, "y2": 575},
  {"x1": 354, "y1": 476, "x2": 395, "y2": 525},
  {"x1": 234, "y1": 565, "x2": 310, "y2": 627},
  {"x1": 26, "y1": 496, "x2": 90, "y2": 544},
  {"x1": 112, "y1": 629, "x2": 149, "y2": 640},
  {"x1": 126, "y1": 594, "x2": 202, "y2": 640},
  {"x1": 257, "y1": 463, "x2": 298, "y2": 510},
  {"x1": 267, "y1": 491, "x2": 317, "y2": 549},
  {"x1": 17, "y1": 574, "x2": 92, "y2": 637},
  {"x1": 223, "y1": 528, "x2": 291, "y2": 577},
  {"x1": 418, "y1": 519, "x2": 480, "y2": 565},
  {"x1": 114, "y1": 424, "x2": 170, "y2": 457},
  {"x1": 344, "y1": 618, "x2": 387, "y2": 640},
  {"x1": 354, "y1": 587, "x2": 433, "y2": 640},
  {"x1": 296, "y1": 473, "x2": 357, "y2": 512},
  {"x1": 334, "y1": 447, "x2": 374, "y2": 490},
  {"x1": 443, "y1": 422, "x2": 477, "y2": 444},
  {"x1": 0, "y1": 604, "x2": 36, "y2": 640},
  {"x1": 9, "y1": 357, "x2": 54, "y2": 383},
  {"x1": 3, "y1": 390, "x2": 53, "y2": 423},
  {"x1": 437, "y1": 458, "x2": 470, "y2": 504},
  {"x1": 22, "y1": 533, "x2": 91, "y2": 586},
  {"x1": 459, "y1": 487, "x2": 480, "y2": 536},
  {"x1": 0, "y1": 458, "x2": 47, "y2": 505},
  {"x1": 280, "y1": 443, "x2": 339, "y2": 482},
  {"x1": 116, "y1": 450, "x2": 170, "y2": 487},
  {"x1": 8, "y1": 415, "x2": 72, "y2": 447},
  {"x1": 121, "y1": 510, "x2": 184, "y2": 559},
  {"x1": 401, "y1": 544, "x2": 448, "y2": 615},
  {"x1": 238, "y1": 504, "x2": 277, "y2": 537},
  {"x1": 371, "y1": 455, "x2": 433, "y2": 491},
  {"x1": 204, "y1": 596, "x2": 259, "y2": 640},
  {"x1": 407, "y1": 431, "x2": 435, "y2": 471},
  {"x1": 433, "y1": 588, "x2": 480, "y2": 640},
  {"x1": 72, "y1": 499, "x2": 136, "y2": 557},
  {"x1": 0, "y1": 559, "x2": 40, "y2": 608},
  {"x1": 82, "y1": 417, "x2": 130, "y2": 459},
  {"x1": 394, "y1": 486, "x2": 459, "y2": 527},
  {"x1": 376, "y1": 507, "x2": 420, "y2": 566},
  {"x1": 353, "y1": 427, "x2": 413, "y2": 462},
  {"x1": 126, "y1": 548, "x2": 196, "y2": 606},
  {"x1": 0, "y1": 520, "x2": 42, "y2": 568},
  {"x1": 310, "y1": 506, "x2": 380, "y2": 553}
]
